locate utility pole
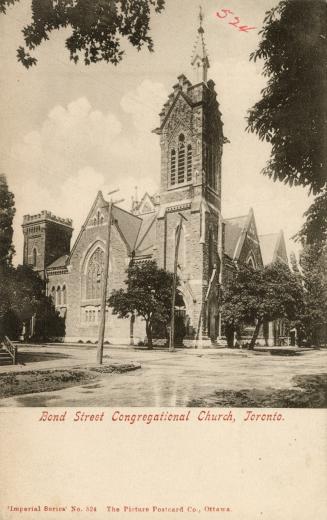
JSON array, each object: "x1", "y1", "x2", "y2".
[
  {"x1": 169, "y1": 212, "x2": 187, "y2": 352},
  {"x1": 97, "y1": 189, "x2": 123, "y2": 365}
]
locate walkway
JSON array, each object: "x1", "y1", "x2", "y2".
[{"x1": 0, "y1": 345, "x2": 326, "y2": 406}]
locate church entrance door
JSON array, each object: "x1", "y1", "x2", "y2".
[{"x1": 175, "y1": 292, "x2": 187, "y2": 346}]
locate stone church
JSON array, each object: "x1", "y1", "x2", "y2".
[{"x1": 22, "y1": 17, "x2": 287, "y2": 347}]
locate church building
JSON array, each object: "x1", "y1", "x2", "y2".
[{"x1": 22, "y1": 15, "x2": 288, "y2": 347}]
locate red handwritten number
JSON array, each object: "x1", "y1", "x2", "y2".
[
  {"x1": 215, "y1": 8, "x2": 256, "y2": 33},
  {"x1": 216, "y1": 9, "x2": 233, "y2": 19},
  {"x1": 238, "y1": 25, "x2": 257, "y2": 33},
  {"x1": 228, "y1": 16, "x2": 240, "y2": 27}
]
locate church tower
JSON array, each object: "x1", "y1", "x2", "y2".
[
  {"x1": 153, "y1": 9, "x2": 225, "y2": 346},
  {"x1": 22, "y1": 211, "x2": 73, "y2": 279}
]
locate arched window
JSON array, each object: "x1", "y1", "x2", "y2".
[
  {"x1": 177, "y1": 134, "x2": 185, "y2": 184},
  {"x1": 32, "y1": 248, "x2": 37, "y2": 267},
  {"x1": 62, "y1": 285, "x2": 66, "y2": 305},
  {"x1": 170, "y1": 149, "x2": 176, "y2": 185},
  {"x1": 187, "y1": 144, "x2": 192, "y2": 182},
  {"x1": 51, "y1": 286, "x2": 55, "y2": 304},
  {"x1": 247, "y1": 255, "x2": 256, "y2": 269},
  {"x1": 86, "y1": 247, "x2": 104, "y2": 300},
  {"x1": 56, "y1": 286, "x2": 61, "y2": 306}
]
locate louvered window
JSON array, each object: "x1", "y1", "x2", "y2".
[
  {"x1": 187, "y1": 144, "x2": 192, "y2": 181},
  {"x1": 177, "y1": 134, "x2": 185, "y2": 184},
  {"x1": 170, "y1": 134, "x2": 193, "y2": 187},
  {"x1": 170, "y1": 149, "x2": 176, "y2": 185}
]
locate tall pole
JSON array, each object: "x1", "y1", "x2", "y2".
[
  {"x1": 97, "y1": 189, "x2": 121, "y2": 365},
  {"x1": 97, "y1": 200, "x2": 113, "y2": 364},
  {"x1": 217, "y1": 210, "x2": 223, "y2": 340},
  {"x1": 169, "y1": 212, "x2": 187, "y2": 352}
]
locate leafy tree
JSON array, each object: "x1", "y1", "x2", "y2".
[
  {"x1": 0, "y1": 174, "x2": 15, "y2": 270},
  {"x1": 289, "y1": 251, "x2": 300, "y2": 275},
  {"x1": 247, "y1": 0, "x2": 327, "y2": 194},
  {"x1": 0, "y1": 177, "x2": 63, "y2": 340},
  {"x1": 292, "y1": 182, "x2": 327, "y2": 344},
  {"x1": 299, "y1": 243, "x2": 327, "y2": 345},
  {"x1": 221, "y1": 261, "x2": 304, "y2": 348},
  {"x1": 0, "y1": 0, "x2": 165, "y2": 68},
  {"x1": 0, "y1": 264, "x2": 64, "y2": 340},
  {"x1": 294, "y1": 189, "x2": 327, "y2": 247},
  {"x1": 108, "y1": 260, "x2": 176, "y2": 349}
]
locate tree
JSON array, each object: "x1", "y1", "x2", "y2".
[
  {"x1": 221, "y1": 261, "x2": 304, "y2": 348},
  {"x1": 247, "y1": 0, "x2": 327, "y2": 195},
  {"x1": 299, "y1": 243, "x2": 327, "y2": 345},
  {"x1": 0, "y1": 0, "x2": 165, "y2": 68},
  {"x1": 0, "y1": 264, "x2": 64, "y2": 340},
  {"x1": 292, "y1": 184, "x2": 327, "y2": 345},
  {"x1": 289, "y1": 251, "x2": 300, "y2": 275},
  {"x1": 0, "y1": 177, "x2": 63, "y2": 340},
  {"x1": 294, "y1": 189, "x2": 327, "y2": 248},
  {"x1": 108, "y1": 260, "x2": 176, "y2": 349},
  {"x1": 0, "y1": 174, "x2": 15, "y2": 270}
]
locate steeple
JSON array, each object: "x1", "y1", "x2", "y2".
[{"x1": 191, "y1": 6, "x2": 210, "y2": 84}]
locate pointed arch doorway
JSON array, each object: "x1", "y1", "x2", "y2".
[{"x1": 174, "y1": 291, "x2": 188, "y2": 346}]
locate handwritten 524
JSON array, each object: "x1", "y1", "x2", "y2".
[{"x1": 216, "y1": 8, "x2": 256, "y2": 33}]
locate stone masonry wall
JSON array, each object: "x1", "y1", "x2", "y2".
[{"x1": 59, "y1": 200, "x2": 138, "y2": 343}]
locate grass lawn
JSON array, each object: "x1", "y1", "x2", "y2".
[
  {"x1": 0, "y1": 363, "x2": 140, "y2": 399},
  {"x1": 188, "y1": 374, "x2": 327, "y2": 408}
]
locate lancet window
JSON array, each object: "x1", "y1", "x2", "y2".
[
  {"x1": 62, "y1": 285, "x2": 67, "y2": 305},
  {"x1": 86, "y1": 247, "x2": 104, "y2": 300},
  {"x1": 206, "y1": 144, "x2": 218, "y2": 192}
]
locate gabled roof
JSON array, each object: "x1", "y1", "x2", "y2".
[
  {"x1": 68, "y1": 190, "x2": 106, "y2": 261},
  {"x1": 134, "y1": 213, "x2": 157, "y2": 258},
  {"x1": 68, "y1": 191, "x2": 142, "y2": 262},
  {"x1": 153, "y1": 89, "x2": 193, "y2": 134},
  {"x1": 224, "y1": 214, "x2": 249, "y2": 260},
  {"x1": 259, "y1": 231, "x2": 288, "y2": 266},
  {"x1": 112, "y1": 205, "x2": 143, "y2": 252},
  {"x1": 224, "y1": 208, "x2": 261, "y2": 263},
  {"x1": 47, "y1": 254, "x2": 68, "y2": 269},
  {"x1": 134, "y1": 192, "x2": 156, "y2": 215}
]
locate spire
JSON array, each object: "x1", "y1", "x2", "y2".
[
  {"x1": 131, "y1": 185, "x2": 139, "y2": 214},
  {"x1": 191, "y1": 6, "x2": 210, "y2": 84}
]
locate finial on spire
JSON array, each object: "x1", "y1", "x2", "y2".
[
  {"x1": 191, "y1": 6, "x2": 209, "y2": 83},
  {"x1": 198, "y1": 5, "x2": 204, "y2": 33},
  {"x1": 131, "y1": 185, "x2": 139, "y2": 214}
]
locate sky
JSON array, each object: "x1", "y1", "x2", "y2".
[{"x1": 0, "y1": 0, "x2": 312, "y2": 264}]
